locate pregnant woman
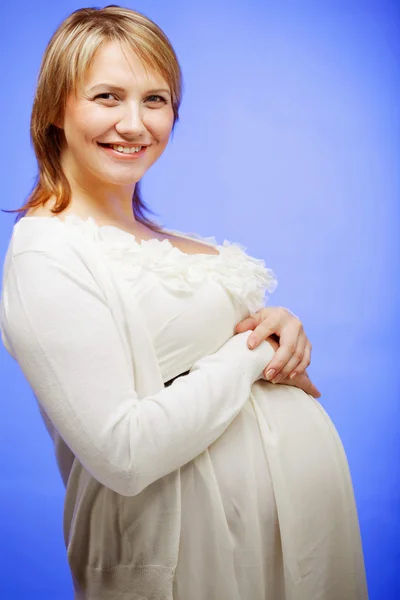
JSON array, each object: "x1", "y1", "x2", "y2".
[{"x1": 0, "y1": 6, "x2": 368, "y2": 600}]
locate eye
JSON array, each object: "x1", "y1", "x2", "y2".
[
  {"x1": 94, "y1": 93, "x2": 119, "y2": 102},
  {"x1": 146, "y1": 95, "x2": 167, "y2": 103}
]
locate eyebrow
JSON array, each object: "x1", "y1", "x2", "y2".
[{"x1": 87, "y1": 83, "x2": 171, "y2": 96}]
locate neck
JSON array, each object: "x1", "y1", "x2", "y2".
[{"x1": 60, "y1": 152, "x2": 138, "y2": 226}]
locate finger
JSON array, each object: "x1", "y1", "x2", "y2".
[
  {"x1": 247, "y1": 320, "x2": 279, "y2": 349},
  {"x1": 264, "y1": 335, "x2": 305, "y2": 381},
  {"x1": 275, "y1": 334, "x2": 307, "y2": 381},
  {"x1": 269, "y1": 351, "x2": 303, "y2": 383},
  {"x1": 281, "y1": 374, "x2": 321, "y2": 399},
  {"x1": 299, "y1": 376, "x2": 321, "y2": 398},
  {"x1": 263, "y1": 324, "x2": 301, "y2": 379},
  {"x1": 235, "y1": 316, "x2": 258, "y2": 333},
  {"x1": 286, "y1": 343, "x2": 311, "y2": 379},
  {"x1": 274, "y1": 335, "x2": 308, "y2": 381}
]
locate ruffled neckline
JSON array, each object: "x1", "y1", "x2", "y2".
[{"x1": 35, "y1": 214, "x2": 278, "y2": 313}]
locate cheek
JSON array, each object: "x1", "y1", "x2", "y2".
[
  {"x1": 146, "y1": 109, "x2": 174, "y2": 142},
  {"x1": 82, "y1": 110, "x2": 113, "y2": 139},
  {"x1": 64, "y1": 105, "x2": 113, "y2": 142}
]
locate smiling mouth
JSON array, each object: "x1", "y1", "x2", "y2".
[{"x1": 98, "y1": 142, "x2": 146, "y2": 155}]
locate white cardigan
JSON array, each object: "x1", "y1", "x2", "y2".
[{"x1": 0, "y1": 217, "x2": 276, "y2": 599}]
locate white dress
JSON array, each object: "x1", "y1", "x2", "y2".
[
  {"x1": 3, "y1": 214, "x2": 368, "y2": 599},
  {"x1": 58, "y1": 215, "x2": 367, "y2": 600}
]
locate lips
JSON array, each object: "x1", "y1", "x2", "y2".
[
  {"x1": 97, "y1": 142, "x2": 148, "y2": 148},
  {"x1": 97, "y1": 142, "x2": 148, "y2": 158}
]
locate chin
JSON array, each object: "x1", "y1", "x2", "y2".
[{"x1": 98, "y1": 168, "x2": 147, "y2": 187}]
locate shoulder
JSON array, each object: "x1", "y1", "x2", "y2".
[
  {"x1": 2, "y1": 218, "x2": 105, "y2": 307},
  {"x1": 4, "y1": 217, "x2": 98, "y2": 288},
  {"x1": 10, "y1": 217, "x2": 78, "y2": 256}
]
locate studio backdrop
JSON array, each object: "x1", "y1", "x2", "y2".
[{"x1": 0, "y1": 1, "x2": 398, "y2": 598}]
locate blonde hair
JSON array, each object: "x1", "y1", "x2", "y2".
[{"x1": 3, "y1": 5, "x2": 183, "y2": 230}]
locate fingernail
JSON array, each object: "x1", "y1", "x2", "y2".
[
  {"x1": 248, "y1": 338, "x2": 256, "y2": 349},
  {"x1": 265, "y1": 369, "x2": 275, "y2": 380},
  {"x1": 289, "y1": 372, "x2": 297, "y2": 380}
]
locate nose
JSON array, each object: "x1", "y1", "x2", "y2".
[{"x1": 114, "y1": 101, "x2": 147, "y2": 138}]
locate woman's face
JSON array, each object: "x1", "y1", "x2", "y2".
[{"x1": 59, "y1": 40, "x2": 175, "y2": 189}]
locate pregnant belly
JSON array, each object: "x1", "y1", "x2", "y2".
[
  {"x1": 176, "y1": 382, "x2": 362, "y2": 599},
  {"x1": 204, "y1": 381, "x2": 325, "y2": 534},
  {"x1": 249, "y1": 379, "x2": 348, "y2": 506},
  {"x1": 179, "y1": 381, "x2": 326, "y2": 542}
]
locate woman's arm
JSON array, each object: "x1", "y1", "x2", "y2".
[{"x1": 1, "y1": 249, "x2": 275, "y2": 497}]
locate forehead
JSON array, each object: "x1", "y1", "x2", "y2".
[{"x1": 80, "y1": 40, "x2": 169, "y2": 90}]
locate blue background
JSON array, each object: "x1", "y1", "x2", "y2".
[{"x1": 0, "y1": 1, "x2": 398, "y2": 598}]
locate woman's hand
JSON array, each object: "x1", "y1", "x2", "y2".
[
  {"x1": 254, "y1": 332, "x2": 321, "y2": 398},
  {"x1": 235, "y1": 306, "x2": 321, "y2": 398}
]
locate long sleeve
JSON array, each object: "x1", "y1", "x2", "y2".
[{"x1": 1, "y1": 249, "x2": 275, "y2": 496}]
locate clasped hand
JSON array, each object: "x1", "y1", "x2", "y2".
[{"x1": 235, "y1": 307, "x2": 321, "y2": 399}]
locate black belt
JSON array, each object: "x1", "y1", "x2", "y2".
[{"x1": 165, "y1": 370, "x2": 190, "y2": 387}]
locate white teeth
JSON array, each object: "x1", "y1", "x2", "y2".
[{"x1": 111, "y1": 144, "x2": 142, "y2": 154}]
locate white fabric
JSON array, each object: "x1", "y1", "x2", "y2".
[{"x1": 0, "y1": 215, "x2": 368, "y2": 600}]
